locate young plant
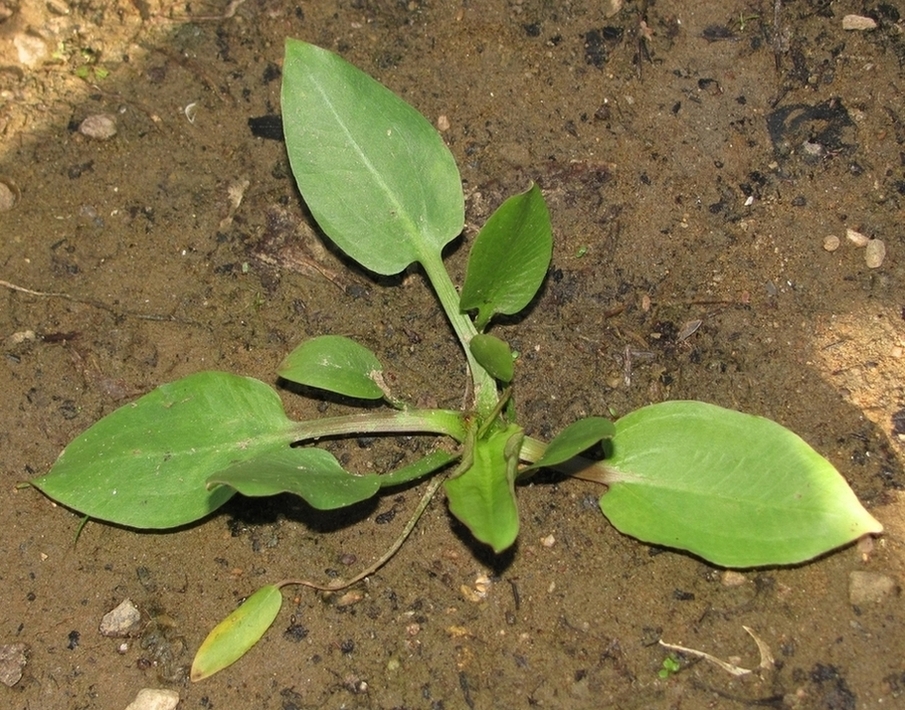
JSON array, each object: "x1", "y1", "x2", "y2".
[{"x1": 30, "y1": 39, "x2": 882, "y2": 680}]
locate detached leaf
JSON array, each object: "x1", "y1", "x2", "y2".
[
  {"x1": 469, "y1": 333, "x2": 514, "y2": 383},
  {"x1": 445, "y1": 424, "x2": 523, "y2": 553},
  {"x1": 600, "y1": 401, "x2": 884, "y2": 568},
  {"x1": 281, "y1": 39, "x2": 463, "y2": 275},
  {"x1": 31, "y1": 372, "x2": 295, "y2": 529},
  {"x1": 191, "y1": 584, "x2": 283, "y2": 681},
  {"x1": 460, "y1": 183, "x2": 552, "y2": 330},
  {"x1": 524, "y1": 416, "x2": 615, "y2": 471},
  {"x1": 279, "y1": 335, "x2": 385, "y2": 400},
  {"x1": 207, "y1": 447, "x2": 381, "y2": 509}
]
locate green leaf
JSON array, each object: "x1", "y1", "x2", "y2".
[
  {"x1": 459, "y1": 183, "x2": 552, "y2": 330},
  {"x1": 469, "y1": 333, "x2": 514, "y2": 383},
  {"x1": 31, "y1": 372, "x2": 295, "y2": 528},
  {"x1": 279, "y1": 335, "x2": 385, "y2": 400},
  {"x1": 445, "y1": 424, "x2": 523, "y2": 553},
  {"x1": 281, "y1": 39, "x2": 464, "y2": 275},
  {"x1": 376, "y1": 449, "x2": 459, "y2": 488},
  {"x1": 600, "y1": 401, "x2": 884, "y2": 567},
  {"x1": 191, "y1": 584, "x2": 283, "y2": 681},
  {"x1": 207, "y1": 447, "x2": 381, "y2": 509},
  {"x1": 524, "y1": 416, "x2": 615, "y2": 471}
]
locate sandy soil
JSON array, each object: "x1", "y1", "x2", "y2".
[{"x1": 1, "y1": 1, "x2": 904, "y2": 708}]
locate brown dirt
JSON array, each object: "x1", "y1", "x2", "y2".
[{"x1": 2, "y1": 1, "x2": 904, "y2": 708}]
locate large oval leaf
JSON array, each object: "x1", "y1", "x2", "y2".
[
  {"x1": 459, "y1": 183, "x2": 552, "y2": 330},
  {"x1": 281, "y1": 39, "x2": 464, "y2": 275},
  {"x1": 31, "y1": 372, "x2": 295, "y2": 528},
  {"x1": 600, "y1": 401, "x2": 883, "y2": 567},
  {"x1": 279, "y1": 335, "x2": 385, "y2": 399},
  {"x1": 191, "y1": 584, "x2": 283, "y2": 681}
]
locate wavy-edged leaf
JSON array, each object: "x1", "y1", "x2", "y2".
[
  {"x1": 600, "y1": 401, "x2": 884, "y2": 567},
  {"x1": 524, "y1": 416, "x2": 615, "y2": 471},
  {"x1": 281, "y1": 39, "x2": 464, "y2": 275},
  {"x1": 445, "y1": 424, "x2": 523, "y2": 553},
  {"x1": 31, "y1": 372, "x2": 295, "y2": 528},
  {"x1": 207, "y1": 447, "x2": 381, "y2": 509},
  {"x1": 279, "y1": 335, "x2": 385, "y2": 399},
  {"x1": 191, "y1": 584, "x2": 283, "y2": 681},
  {"x1": 469, "y1": 333, "x2": 514, "y2": 383},
  {"x1": 460, "y1": 183, "x2": 552, "y2": 330}
]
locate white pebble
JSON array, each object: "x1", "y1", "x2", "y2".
[
  {"x1": 822, "y1": 235, "x2": 840, "y2": 252},
  {"x1": 865, "y1": 239, "x2": 886, "y2": 268},
  {"x1": 99, "y1": 598, "x2": 142, "y2": 637},
  {"x1": 79, "y1": 114, "x2": 117, "y2": 140},
  {"x1": 842, "y1": 15, "x2": 877, "y2": 31},
  {"x1": 846, "y1": 228, "x2": 870, "y2": 247},
  {"x1": 123, "y1": 688, "x2": 179, "y2": 710}
]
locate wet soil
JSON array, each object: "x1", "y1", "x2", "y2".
[{"x1": 2, "y1": 1, "x2": 905, "y2": 708}]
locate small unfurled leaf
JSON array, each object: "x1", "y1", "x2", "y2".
[
  {"x1": 524, "y1": 416, "x2": 615, "y2": 471},
  {"x1": 445, "y1": 424, "x2": 523, "y2": 553},
  {"x1": 600, "y1": 401, "x2": 884, "y2": 568},
  {"x1": 31, "y1": 372, "x2": 295, "y2": 529},
  {"x1": 207, "y1": 447, "x2": 381, "y2": 509},
  {"x1": 191, "y1": 584, "x2": 283, "y2": 681},
  {"x1": 469, "y1": 333, "x2": 514, "y2": 383},
  {"x1": 281, "y1": 39, "x2": 463, "y2": 275},
  {"x1": 459, "y1": 183, "x2": 552, "y2": 330},
  {"x1": 279, "y1": 335, "x2": 385, "y2": 399}
]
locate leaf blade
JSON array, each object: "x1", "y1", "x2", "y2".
[
  {"x1": 600, "y1": 401, "x2": 883, "y2": 567},
  {"x1": 281, "y1": 39, "x2": 464, "y2": 275},
  {"x1": 278, "y1": 335, "x2": 385, "y2": 400},
  {"x1": 459, "y1": 183, "x2": 552, "y2": 330},
  {"x1": 31, "y1": 372, "x2": 294, "y2": 528},
  {"x1": 524, "y1": 416, "x2": 615, "y2": 471},
  {"x1": 444, "y1": 425, "x2": 523, "y2": 553},
  {"x1": 207, "y1": 447, "x2": 381, "y2": 510},
  {"x1": 191, "y1": 584, "x2": 283, "y2": 682}
]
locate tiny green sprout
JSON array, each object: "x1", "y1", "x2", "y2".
[
  {"x1": 659, "y1": 654, "x2": 682, "y2": 679},
  {"x1": 29, "y1": 39, "x2": 881, "y2": 682},
  {"x1": 576, "y1": 245, "x2": 588, "y2": 257},
  {"x1": 737, "y1": 13, "x2": 760, "y2": 31}
]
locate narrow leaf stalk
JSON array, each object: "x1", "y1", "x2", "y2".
[{"x1": 288, "y1": 408, "x2": 466, "y2": 443}]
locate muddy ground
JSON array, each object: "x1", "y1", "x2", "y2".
[{"x1": 2, "y1": 1, "x2": 905, "y2": 708}]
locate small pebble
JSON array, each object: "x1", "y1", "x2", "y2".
[
  {"x1": 0, "y1": 643, "x2": 27, "y2": 687},
  {"x1": 0, "y1": 179, "x2": 19, "y2": 211},
  {"x1": 720, "y1": 570, "x2": 747, "y2": 587},
  {"x1": 100, "y1": 599, "x2": 142, "y2": 637},
  {"x1": 123, "y1": 688, "x2": 179, "y2": 710},
  {"x1": 822, "y1": 235, "x2": 840, "y2": 252},
  {"x1": 846, "y1": 228, "x2": 870, "y2": 247},
  {"x1": 865, "y1": 239, "x2": 886, "y2": 268},
  {"x1": 842, "y1": 15, "x2": 877, "y2": 31},
  {"x1": 541, "y1": 534, "x2": 556, "y2": 548},
  {"x1": 849, "y1": 571, "x2": 897, "y2": 605},
  {"x1": 436, "y1": 114, "x2": 450, "y2": 131},
  {"x1": 79, "y1": 114, "x2": 117, "y2": 140}
]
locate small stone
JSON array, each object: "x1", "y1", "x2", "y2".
[
  {"x1": 13, "y1": 33, "x2": 47, "y2": 68},
  {"x1": 822, "y1": 235, "x2": 840, "y2": 252},
  {"x1": 79, "y1": 114, "x2": 117, "y2": 140},
  {"x1": 865, "y1": 239, "x2": 886, "y2": 268},
  {"x1": 0, "y1": 643, "x2": 27, "y2": 687},
  {"x1": 99, "y1": 599, "x2": 142, "y2": 637},
  {"x1": 842, "y1": 15, "x2": 877, "y2": 31},
  {"x1": 721, "y1": 570, "x2": 747, "y2": 587},
  {"x1": 0, "y1": 179, "x2": 18, "y2": 211},
  {"x1": 849, "y1": 571, "x2": 897, "y2": 605},
  {"x1": 436, "y1": 114, "x2": 450, "y2": 131},
  {"x1": 123, "y1": 688, "x2": 180, "y2": 710},
  {"x1": 845, "y1": 228, "x2": 870, "y2": 247},
  {"x1": 541, "y1": 534, "x2": 556, "y2": 548}
]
